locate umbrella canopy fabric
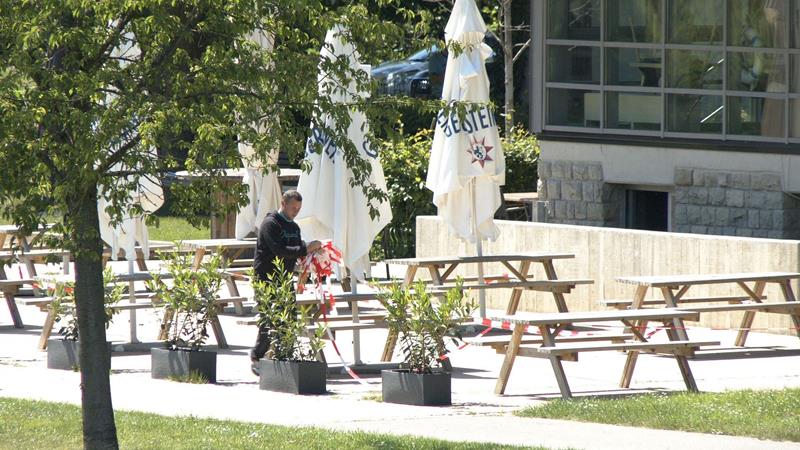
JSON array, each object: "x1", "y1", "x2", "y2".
[
  {"x1": 98, "y1": 35, "x2": 163, "y2": 261},
  {"x1": 426, "y1": 0, "x2": 504, "y2": 243},
  {"x1": 296, "y1": 25, "x2": 392, "y2": 280},
  {"x1": 235, "y1": 30, "x2": 282, "y2": 239},
  {"x1": 98, "y1": 148, "x2": 164, "y2": 261}
]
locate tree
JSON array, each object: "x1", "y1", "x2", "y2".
[
  {"x1": 0, "y1": 1, "x2": 432, "y2": 447},
  {"x1": 483, "y1": 0, "x2": 531, "y2": 138}
]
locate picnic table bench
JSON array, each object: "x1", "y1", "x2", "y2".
[
  {"x1": 385, "y1": 253, "x2": 592, "y2": 315},
  {"x1": 614, "y1": 272, "x2": 800, "y2": 345},
  {"x1": 491, "y1": 308, "x2": 719, "y2": 398}
]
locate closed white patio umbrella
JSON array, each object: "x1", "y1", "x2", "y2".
[
  {"x1": 296, "y1": 25, "x2": 392, "y2": 281},
  {"x1": 296, "y1": 25, "x2": 393, "y2": 364},
  {"x1": 235, "y1": 30, "x2": 282, "y2": 239},
  {"x1": 426, "y1": 0, "x2": 505, "y2": 317}
]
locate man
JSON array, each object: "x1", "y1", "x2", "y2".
[{"x1": 250, "y1": 190, "x2": 321, "y2": 375}]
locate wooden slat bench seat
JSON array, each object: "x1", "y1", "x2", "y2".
[
  {"x1": 681, "y1": 303, "x2": 800, "y2": 314},
  {"x1": 307, "y1": 320, "x2": 388, "y2": 334},
  {"x1": 374, "y1": 273, "x2": 534, "y2": 286},
  {"x1": 431, "y1": 279, "x2": 594, "y2": 294},
  {"x1": 602, "y1": 295, "x2": 765, "y2": 309},
  {"x1": 467, "y1": 333, "x2": 635, "y2": 354},
  {"x1": 236, "y1": 312, "x2": 388, "y2": 326},
  {"x1": 519, "y1": 340, "x2": 720, "y2": 361}
]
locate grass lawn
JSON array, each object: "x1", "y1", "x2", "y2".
[
  {"x1": 148, "y1": 216, "x2": 209, "y2": 242},
  {"x1": 516, "y1": 388, "x2": 800, "y2": 442},
  {"x1": 0, "y1": 397, "x2": 544, "y2": 450}
]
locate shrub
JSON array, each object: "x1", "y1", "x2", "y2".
[
  {"x1": 373, "y1": 129, "x2": 436, "y2": 259},
  {"x1": 377, "y1": 280, "x2": 475, "y2": 374},
  {"x1": 147, "y1": 249, "x2": 225, "y2": 351},
  {"x1": 374, "y1": 126, "x2": 539, "y2": 259},
  {"x1": 251, "y1": 258, "x2": 326, "y2": 362}
]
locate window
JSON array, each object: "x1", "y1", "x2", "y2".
[{"x1": 539, "y1": 0, "x2": 800, "y2": 143}]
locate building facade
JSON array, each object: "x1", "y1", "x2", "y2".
[{"x1": 530, "y1": 0, "x2": 800, "y2": 238}]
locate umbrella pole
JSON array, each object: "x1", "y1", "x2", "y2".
[
  {"x1": 471, "y1": 179, "x2": 487, "y2": 318},
  {"x1": 128, "y1": 260, "x2": 139, "y2": 343},
  {"x1": 348, "y1": 267, "x2": 362, "y2": 365}
]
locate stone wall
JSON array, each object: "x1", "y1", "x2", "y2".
[
  {"x1": 537, "y1": 160, "x2": 624, "y2": 227},
  {"x1": 673, "y1": 168, "x2": 800, "y2": 239}
]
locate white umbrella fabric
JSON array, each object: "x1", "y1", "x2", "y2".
[
  {"x1": 97, "y1": 32, "x2": 164, "y2": 342},
  {"x1": 296, "y1": 25, "x2": 392, "y2": 281},
  {"x1": 235, "y1": 31, "x2": 282, "y2": 239},
  {"x1": 426, "y1": 0, "x2": 505, "y2": 317}
]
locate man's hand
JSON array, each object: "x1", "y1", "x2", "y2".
[{"x1": 306, "y1": 240, "x2": 322, "y2": 253}]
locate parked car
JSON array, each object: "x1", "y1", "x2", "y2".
[{"x1": 372, "y1": 36, "x2": 503, "y2": 100}]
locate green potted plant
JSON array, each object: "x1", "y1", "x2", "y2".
[
  {"x1": 44, "y1": 267, "x2": 124, "y2": 370},
  {"x1": 377, "y1": 280, "x2": 475, "y2": 406},
  {"x1": 252, "y1": 258, "x2": 327, "y2": 395},
  {"x1": 146, "y1": 249, "x2": 225, "y2": 383}
]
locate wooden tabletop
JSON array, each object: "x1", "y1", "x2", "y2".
[
  {"x1": 490, "y1": 308, "x2": 701, "y2": 326},
  {"x1": 384, "y1": 252, "x2": 575, "y2": 266},
  {"x1": 175, "y1": 168, "x2": 301, "y2": 182},
  {"x1": 617, "y1": 272, "x2": 800, "y2": 288},
  {"x1": 503, "y1": 192, "x2": 539, "y2": 203},
  {"x1": 178, "y1": 238, "x2": 257, "y2": 251}
]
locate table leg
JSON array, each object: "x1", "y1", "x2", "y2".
[
  {"x1": 158, "y1": 308, "x2": 174, "y2": 341},
  {"x1": 381, "y1": 329, "x2": 397, "y2": 362},
  {"x1": 38, "y1": 308, "x2": 57, "y2": 350},
  {"x1": 540, "y1": 324, "x2": 572, "y2": 398},
  {"x1": 660, "y1": 287, "x2": 689, "y2": 341},
  {"x1": 735, "y1": 281, "x2": 767, "y2": 346},
  {"x1": 542, "y1": 260, "x2": 568, "y2": 313},
  {"x1": 209, "y1": 316, "x2": 228, "y2": 349},
  {"x1": 778, "y1": 280, "x2": 800, "y2": 340},
  {"x1": 674, "y1": 354, "x2": 699, "y2": 392},
  {"x1": 494, "y1": 323, "x2": 525, "y2": 395},
  {"x1": 402, "y1": 266, "x2": 418, "y2": 286},
  {"x1": 223, "y1": 275, "x2": 244, "y2": 315},
  {"x1": 426, "y1": 265, "x2": 443, "y2": 285},
  {"x1": 191, "y1": 248, "x2": 206, "y2": 271},
  {"x1": 3, "y1": 290, "x2": 23, "y2": 328},
  {"x1": 620, "y1": 320, "x2": 648, "y2": 388},
  {"x1": 505, "y1": 261, "x2": 531, "y2": 315}
]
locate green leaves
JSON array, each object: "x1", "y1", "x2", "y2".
[
  {"x1": 147, "y1": 247, "x2": 225, "y2": 351},
  {"x1": 251, "y1": 258, "x2": 325, "y2": 362},
  {"x1": 377, "y1": 279, "x2": 475, "y2": 374}
]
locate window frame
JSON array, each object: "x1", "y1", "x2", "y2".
[{"x1": 532, "y1": 0, "x2": 800, "y2": 145}]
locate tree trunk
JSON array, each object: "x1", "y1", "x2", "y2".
[
  {"x1": 72, "y1": 185, "x2": 119, "y2": 449},
  {"x1": 503, "y1": 0, "x2": 514, "y2": 139}
]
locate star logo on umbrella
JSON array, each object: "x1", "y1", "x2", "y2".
[{"x1": 467, "y1": 135, "x2": 494, "y2": 168}]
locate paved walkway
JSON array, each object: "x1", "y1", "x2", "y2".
[{"x1": 1, "y1": 270, "x2": 800, "y2": 449}]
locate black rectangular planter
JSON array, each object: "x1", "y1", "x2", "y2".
[
  {"x1": 259, "y1": 360, "x2": 327, "y2": 395},
  {"x1": 47, "y1": 339, "x2": 111, "y2": 371},
  {"x1": 151, "y1": 347, "x2": 217, "y2": 383},
  {"x1": 47, "y1": 339, "x2": 80, "y2": 370},
  {"x1": 382, "y1": 369, "x2": 451, "y2": 406}
]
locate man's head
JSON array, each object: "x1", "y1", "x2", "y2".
[{"x1": 279, "y1": 190, "x2": 303, "y2": 221}]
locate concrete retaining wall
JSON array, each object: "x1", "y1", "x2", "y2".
[{"x1": 416, "y1": 216, "x2": 800, "y2": 336}]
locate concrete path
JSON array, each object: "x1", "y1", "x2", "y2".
[{"x1": 1, "y1": 273, "x2": 800, "y2": 449}]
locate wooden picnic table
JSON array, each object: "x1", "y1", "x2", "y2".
[
  {"x1": 0, "y1": 224, "x2": 54, "y2": 252},
  {"x1": 502, "y1": 192, "x2": 538, "y2": 221},
  {"x1": 175, "y1": 168, "x2": 301, "y2": 239},
  {"x1": 490, "y1": 308, "x2": 718, "y2": 398},
  {"x1": 178, "y1": 238, "x2": 257, "y2": 270},
  {"x1": 0, "y1": 242, "x2": 175, "y2": 280},
  {"x1": 384, "y1": 253, "x2": 591, "y2": 315},
  {"x1": 615, "y1": 272, "x2": 800, "y2": 345}
]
